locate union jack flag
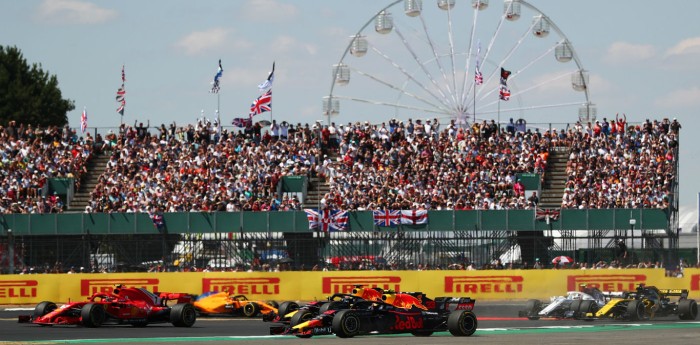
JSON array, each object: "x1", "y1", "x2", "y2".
[
  {"x1": 250, "y1": 89, "x2": 272, "y2": 116},
  {"x1": 231, "y1": 117, "x2": 252, "y2": 128},
  {"x1": 400, "y1": 209, "x2": 428, "y2": 225},
  {"x1": 305, "y1": 209, "x2": 349, "y2": 232},
  {"x1": 475, "y1": 68, "x2": 483, "y2": 85},
  {"x1": 373, "y1": 209, "x2": 401, "y2": 227},
  {"x1": 80, "y1": 107, "x2": 87, "y2": 133},
  {"x1": 535, "y1": 208, "x2": 560, "y2": 221},
  {"x1": 499, "y1": 85, "x2": 511, "y2": 101},
  {"x1": 116, "y1": 100, "x2": 125, "y2": 115}
]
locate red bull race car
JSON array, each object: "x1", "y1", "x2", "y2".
[
  {"x1": 265, "y1": 285, "x2": 385, "y2": 331},
  {"x1": 193, "y1": 292, "x2": 278, "y2": 317},
  {"x1": 18, "y1": 285, "x2": 197, "y2": 327},
  {"x1": 285, "y1": 291, "x2": 477, "y2": 338}
]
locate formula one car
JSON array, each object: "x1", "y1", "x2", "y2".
[
  {"x1": 18, "y1": 285, "x2": 197, "y2": 327},
  {"x1": 264, "y1": 285, "x2": 385, "y2": 327},
  {"x1": 193, "y1": 292, "x2": 278, "y2": 317},
  {"x1": 519, "y1": 285, "x2": 615, "y2": 320},
  {"x1": 286, "y1": 291, "x2": 477, "y2": 338},
  {"x1": 588, "y1": 284, "x2": 698, "y2": 321}
]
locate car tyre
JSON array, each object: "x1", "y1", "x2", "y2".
[
  {"x1": 171, "y1": 303, "x2": 197, "y2": 327},
  {"x1": 578, "y1": 300, "x2": 598, "y2": 321},
  {"x1": 678, "y1": 299, "x2": 698, "y2": 320},
  {"x1": 290, "y1": 310, "x2": 315, "y2": 338},
  {"x1": 447, "y1": 310, "x2": 477, "y2": 336},
  {"x1": 34, "y1": 301, "x2": 57, "y2": 318},
  {"x1": 332, "y1": 310, "x2": 361, "y2": 338},
  {"x1": 243, "y1": 302, "x2": 260, "y2": 317},
  {"x1": 277, "y1": 301, "x2": 299, "y2": 318},
  {"x1": 80, "y1": 303, "x2": 106, "y2": 327},
  {"x1": 524, "y1": 299, "x2": 541, "y2": 320},
  {"x1": 626, "y1": 300, "x2": 645, "y2": 321},
  {"x1": 267, "y1": 300, "x2": 279, "y2": 309}
]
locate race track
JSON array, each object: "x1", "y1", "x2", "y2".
[{"x1": 2, "y1": 303, "x2": 700, "y2": 345}]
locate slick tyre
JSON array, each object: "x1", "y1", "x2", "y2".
[
  {"x1": 678, "y1": 299, "x2": 698, "y2": 320},
  {"x1": 447, "y1": 310, "x2": 478, "y2": 336},
  {"x1": 290, "y1": 310, "x2": 315, "y2": 338},
  {"x1": 332, "y1": 310, "x2": 361, "y2": 338},
  {"x1": 171, "y1": 303, "x2": 197, "y2": 327},
  {"x1": 80, "y1": 303, "x2": 106, "y2": 328},
  {"x1": 525, "y1": 299, "x2": 541, "y2": 320},
  {"x1": 34, "y1": 301, "x2": 57, "y2": 318},
  {"x1": 277, "y1": 301, "x2": 299, "y2": 318},
  {"x1": 267, "y1": 300, "x2": 279, "y2": 309},
  {"x1": 243, "y1": 302, "x2": 260, "y2": 317},
  {"x1": 626, "y1": 300, "x2": 645, "y2": 321},
  {"x1": 578, "y1": 300, "x2": 598, "y2": 321}
]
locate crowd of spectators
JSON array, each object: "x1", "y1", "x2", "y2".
[
  {"x1": 0, "y1": 114, "x2": 681, "y2": 214},
  {"x1": 560, "y1": 116, "x2": 679, "y2": 209},
  {"x1": 323, "y1": 117, "x2": 549, "y2": 210},
  {"x1": 85, "y1": 119, "x2": 321, "y2": 213},
  {"x1": 0, "y1": 121, "x2": 93, "y2": 214}
]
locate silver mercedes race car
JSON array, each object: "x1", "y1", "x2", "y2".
[{"x1": 519, "y1": 285, "x2": 623, "y2": 320}]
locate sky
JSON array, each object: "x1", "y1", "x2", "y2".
[{"x1": 2, "y1": 0, "x2": 700, "y2": 228}]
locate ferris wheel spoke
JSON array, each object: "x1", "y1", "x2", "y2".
[
  {"x1": 391, "y1": 25, "x2": 455, "y2": 108},
  {"x1": 458, "y1": 6, "x2": 481, "y2": 109},
  {"x1": 369, "y1": 45, "x2": 453, "y2": 110},
  {"x1": 333, "y1": 95, "x2": 453, "y2": 115},
  {"x1": 350, "y1": 67, "x2": 454, "y2": 112},
  {"x1": 444, "y1": 4, "x2": 459, "y2": 109},
  {"x1": 417, "y1": 15, "x2": 457, "y2": 108}
]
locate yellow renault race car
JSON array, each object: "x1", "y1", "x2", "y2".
[
  {"x1": 194, "y1": 292, "x2": 279, "y2": 317},
  {"x1": 586, "y1": 284, "x2": 697, "y2": 321}
]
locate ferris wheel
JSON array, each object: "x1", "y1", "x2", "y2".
[{"x1": 323, "y1": 0, "x2": 595, "y2": 126}]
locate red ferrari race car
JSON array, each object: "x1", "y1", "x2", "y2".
[
  {"x1": 18, "y1": 284, "x2": 197, "y2": 327},
  {"x1": 193, "y1": 292, "x2": 279, "y2": 317},
  {"x1": 265, "y1": 285, "x2": 384, "y2": 329},
  {"x1": 286, "y1": 291, "x2": 477, "y2": 338}
]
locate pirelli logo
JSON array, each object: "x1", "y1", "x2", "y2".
[
  {"x1": 567, "y1": 274, "x2": 646, "y2": 291},
  {"x1": 322, "y1": 276, "x2": 401, "y2": 294},
  {"x1": 202, "y1": 278, "x2": 280, "y2": 295},
  {"x1": 444, "y1": 276, "x2": 523, "y2": 294},
  {"x1": 80, "y1": 278, "x2": 159, "y2": 296},
  {"x1": 0, "y1": 280, "x2": 38, "y2": 298},
  {"x1": 691, "y1": 275, "x2": 700, "y2": 291}
]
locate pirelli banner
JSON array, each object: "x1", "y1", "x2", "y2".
[{"x1": 2, "y1": 269, "x2": 700, "y2": 304}]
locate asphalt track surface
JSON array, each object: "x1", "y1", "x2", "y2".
[{"x1": 2, "y1": 303, "x2": 700, "y2": 345}]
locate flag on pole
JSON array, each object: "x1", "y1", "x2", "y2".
[
  {"x1": 373, "y1": 209, "x2": 401, "y2": 227},
  {"x1": 304, "y1": 209, "x2": 349, "y2": 232},
  {"x1": 400, "y1": 210, "x2": 428, "y2": 225},
  {"x1": 210, "y1": 59, "x2": 223, "y2": 93},
  {"x1": 474, "y1": 40, "x2": 483, "y2": 85},
  {"x1": 250, "y1": 89, "x2": 272, "y2": 116},
  {"x1": 499, "y1": 67, "x2": 511, "y2": 101},
  {"x1": 231, "y1": 117, "x2": 253, "y2": 128},
  {"x1": 257, "y1": 62, "x2": 275, "y2": 91},
  {"x1": 121, "y1": 65, "x2": 125, "y2": 83},
  {"x1": 116, "y1": 65, "x2": 125, "y2": 116},
  {"x1": 80, "y1": 107, "x2": 88, "y2": 133}
]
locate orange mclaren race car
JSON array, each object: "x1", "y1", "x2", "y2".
[{"x1": 193, "y1": 292, "x2": 279, "y2": 317}]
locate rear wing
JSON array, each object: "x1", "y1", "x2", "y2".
[{"x1": 658, "y1": 289, "x2": 689, "y2": 298}]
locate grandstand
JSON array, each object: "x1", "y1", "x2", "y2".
[{"x1": 0, "y1": 117, "x2": 690, "y2": 274}]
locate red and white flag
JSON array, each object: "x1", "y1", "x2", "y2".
[
  {"x1": 80, "y1": 107, "x2": 88, "y2": 133},
  {"x1": 400, "y1": 210, "x2": 428, "y2": 225}
]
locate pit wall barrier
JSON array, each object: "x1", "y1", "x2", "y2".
[{"x1": 2, "y1": 269, "x2": 699, "y2": 305}]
